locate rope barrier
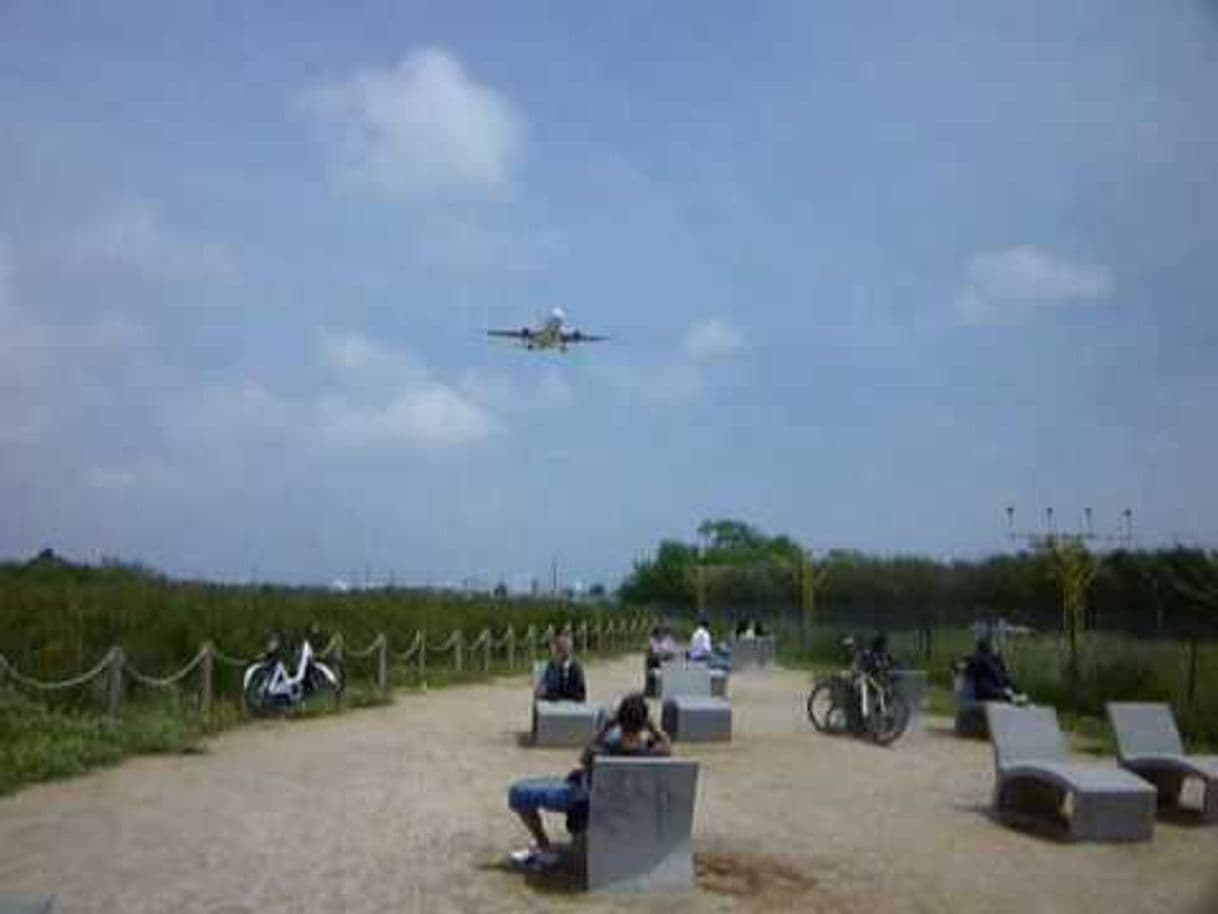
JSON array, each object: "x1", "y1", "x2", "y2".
[
  {"x1": 344, "y1": 634, "x2": 384, "y2": 660},
  {"x1": 212, "y1": 649, "x2": 252, "y2": 667},
  {"x1": 0, "y1": 650, "x2": 115, "y2": 692},
  {"x1": 124, "y1": 647, "x2": 210, "y2": 688}
]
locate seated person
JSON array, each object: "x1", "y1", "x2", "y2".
[
  {"x1": 688, "y1": 618, "x2": 713, "y2": 661},
  {"x1": 535, "y1": 631, "x2": 586, "y2": 703},
  {"x1": 507, "y1": 693, "x2": 671, "y2": 869},
  {"x1": 688, "y1": 618, "x2": 731, "y2": 671},
  {"x1": 965, "y1": 637, "x2": 1026, "y2": 704},
  {"x1": 645, "y1": 625, "x2": 677, "y2": 670},
  {"x1": 856, "y1": 634, "x2": 896, "y2": 678}
]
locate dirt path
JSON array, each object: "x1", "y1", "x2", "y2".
[{"x1": 1, "y1": 656, "x2": 1215, "y2": 913}]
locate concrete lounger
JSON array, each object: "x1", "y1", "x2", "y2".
[
  {"x1": 890, "y1": 669, "x2": 927, "y2": 732},
  {"x1": 954, "y1": 671, "x2": 988, "y2": 738},
  {"x1": 986, "y1": 704, "x2": 1155, "y2": 842},
  {"x1": 584, "y1": 756, "x2": 699, "y2": 892},
  {"x1": 1107, "y1": 702, "x2": 1218, "y2": 823}
]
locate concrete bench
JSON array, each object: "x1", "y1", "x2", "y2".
[
  {"x1": 954, "y1": 670, "x2": 988, "y2": 737},
  {"x1": 662, "y1": 696, "x2": 732, "y2": 742},
  {"x1": 532, "y1": 701, "x2": 605, "y2": 747},
  {"x1": 727, "y1": 635, "x2": 776, "y2": 669},
  {"x1": 656, "y1": 666, "x2": 732, "y2": 742},
  {"x1": 891, "y1": 669, "x2": 927, "y2": 732},
  {"x1": 648, "y1": 662, "x2": 727, "y2": 699},
  {"x1": 0, "y1": 898, "x2": 56, "y2": 914},
  {"x1": 584, "y1": 756, "x2": 699, "y2": 892}
]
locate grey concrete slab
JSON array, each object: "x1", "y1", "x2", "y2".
[
  {"x1": 662, "y1": 696, "x2": 732, "y2": 742},
  {"x1": 532, "y1": 701, "x2": 602, "y2": 747},
  {"x1": 584, "y1": 756, "x2": 698, "y2": 892},
  {"x1": 658, "y1": 666, "x2": 713, "y2": 700},
  {"x1": 0, "y1": 898, "x2": 55, "y2": 914}
]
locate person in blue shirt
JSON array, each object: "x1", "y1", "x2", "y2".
[
  {"x1": 535, "y1": 631, "x2": 587, "y2": 702},
  {"x1": 507, "y1": 693, "x2": 671, "y2": 869}
]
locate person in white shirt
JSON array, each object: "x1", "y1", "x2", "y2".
[{"x1": 689, "y1": 618, "x2": 713, "y2": 661}]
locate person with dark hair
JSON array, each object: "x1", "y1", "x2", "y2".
[
  {"x1": 857, "y1": 634, "x2": 895, "y2": 677},
  {"x1": 535, "y1": 630, "x2": 586, "y2": 702},
  {"x1": 966, "y1": 637, "x2": 1025, "y2": 703},
  {"x1": 507, "y1": 693, "x2": 671, "y2": 869}
]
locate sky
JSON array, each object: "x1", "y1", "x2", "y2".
[{"x1": 2, "y1": 1, "x2": 1217, "y2": 589}]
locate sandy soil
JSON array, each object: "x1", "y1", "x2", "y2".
[{"x1": 1, "y1": 656, "x2": 1216, "y2": 914}]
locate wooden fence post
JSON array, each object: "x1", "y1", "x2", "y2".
[
  {"x1": 526, "y1": 625, "x2": 536, "y2": 663},
  {"x1": 333, "y1": 634, "x2": 345, "y2": 710},
  {"x1": 482, "y1": 629, "x2": 491, "y2": 672},
  {"x1": 1186, "y1": 636, "x2": 1199, "y2": 710},
  {"x1": 418, "y1": 630, "x2": 427, "y2": 686},
  {"x1": 107, "y1": 646, "x2": 124, "y2": 719},
  {"x1": 377, "y1": 635, "x2": 388, "y2": 696},
  {"x1": 200, "y1": 643, "x2": 214, "y2": 726},
  {"x1": 454, "y1": 630, "x2": 464, "y2": 673},
  {"x1": 506, "y1": 626, "x2": 516, "y2": 670}
]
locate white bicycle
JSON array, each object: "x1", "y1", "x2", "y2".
[{"x1": 242, "y1": 638, "x2": 342, "y2": 714}]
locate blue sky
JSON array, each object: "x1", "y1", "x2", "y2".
[{"x1": 2, "y1": 1, "x2": 1216, "y2": 588}]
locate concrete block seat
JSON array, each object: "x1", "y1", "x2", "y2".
[
  {"x1": 582, "y1": 756, "x2": 699, "y2": 892},
  {"x1": 986, "y1": 704, "x2": 1156, "y2": 842},
  {"x1": 953, "y1": 667, "x2": 988, "y2": 738},
  {"x1": 890, "y1": 668, "x2": 928, "y2": 732},
  {"x1": 647, "y1": 660, "x2": 728, "y2": 699},
  {"x1": 658, "y1": 666, "x2": 732, "y2": 742},
  {"x1": 532, "y1": 700, "x2": 606, "y2": 747},
  {"x1": 1107, "y1": 702, "x2": 1218, "y2": 823},
  {"x1": 0, "y1": 898, "x2": 56, "y2": 914},
  {"x1": 530, "y1": 660, "x2": 606, "y2": 747}
]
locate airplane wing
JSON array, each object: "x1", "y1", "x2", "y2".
[
  {"x1": 487, "y1": 328, "x2": 533, "y2": 340},
  {"x1": 560, "y1": 330, "x2": 608, "y2": 343}
]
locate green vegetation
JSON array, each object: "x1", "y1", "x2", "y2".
[
  {"x1": 0, "y1": 550, "x2": 646, "y2": 795},
  {"x1": 623, "y1": 519, "x2": 1218, "y2": 637},
  {"x1": 779, "y1": 626, "x2": 1218, "y2": 751}
]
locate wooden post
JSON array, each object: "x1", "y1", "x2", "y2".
[
  {"x1": 418, "y1": 630, "x2": 427, "y2": 686},
  {"x1": 579, "y1": 620, "x2": 588, "y2": 655},
  {"x1": 454, "y1": 630, "x2": 464, "y2": 673},
  {"x1": 482, "y1": 629, "x2": 491, "y2": 672},
  {"x1": 506, "y1": 626, "x2": 516, "y2": 670},
  {"x1": 200, "y1": 643, "x2": 214, "y2": 727},
  {"x1": 377, "y1": 635, "x2": 388, "y2": 696},
  {"x1": 107, "y1": 647, "x2": 124, "y2": 719},
  {"x1": 526, "y1": 625, "x2": 536, "y2": 663},
  {"x1": 595, "y1": 621, "x2": 603, "y2": 654},
  {"x1": 1186, "y1": 636, "x2": 1199, "y2": 710},
  {"x1": 332, "y1": 634, "x2": 345, "y2": 710}
]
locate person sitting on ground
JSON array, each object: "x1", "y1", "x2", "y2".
[
  {"x1": 535, "y1": 631, "x2": 586, "y2": 702},
  {"x1": 965, "y1": 637, "x2": 1026, "y2": 704},
  {"x1": 507, "y1": 693, "x2": 672, "y2": 869}
]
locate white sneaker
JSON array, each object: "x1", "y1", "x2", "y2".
[{"x1": 508, "y1": 846, "x2": 561, "y2": 869}]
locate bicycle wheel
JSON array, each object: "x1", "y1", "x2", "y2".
[
  {"x1": 243, "y1": 665, "x2": 274, "y2": 714},
  {"x1": 866, "y1": 691, "x2": 911, "y2": 746},
  {"x1": 807, "y1": 681, "x2": 849, "y2": 734}
]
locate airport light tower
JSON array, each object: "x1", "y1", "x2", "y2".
[{"x1": 1006, "y1": 505, "x2": 1134, "y2": 704}]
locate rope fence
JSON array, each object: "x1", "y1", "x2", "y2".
[{"x1": 0, "y1": 615, "x2": 654, "y2": 724}]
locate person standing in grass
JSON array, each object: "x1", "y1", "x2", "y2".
[
  {"x1": 507, "y1": 693, "x2": 671, "y2": 869},
  {"x1": 535, "y1": 630, "x2": 586, "y2": 702}
]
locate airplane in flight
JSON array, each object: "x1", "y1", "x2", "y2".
[{"x1": 486, "y1": 308, "x2": 608, "y2": 352}]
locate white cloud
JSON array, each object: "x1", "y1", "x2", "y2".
[
  {"x1": 71, "y1": 204, "x2": 240, "y2": 284},
  {"x1": 682, "y1": 317, "x2": 744, "y2": 361},
  {"x1": 317, "y1": 386, "x2": 494, "y2": 450},
  {"x1": 298, "y1": 48, "x2": 523, "y2": 197},
  {"x1": 957, "y1": 246, "x2": 1113, "y2": 324},
  {"x1": 605, "y1": 316, "x2": 744, "y2": 406},
  {"x1": 316, "y1": 331, "x2": 495, "y2": 450}
]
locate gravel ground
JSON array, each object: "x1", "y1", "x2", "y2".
[{"x1": 1, "y1": 655, "x2": 1215, "y2": 913}]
